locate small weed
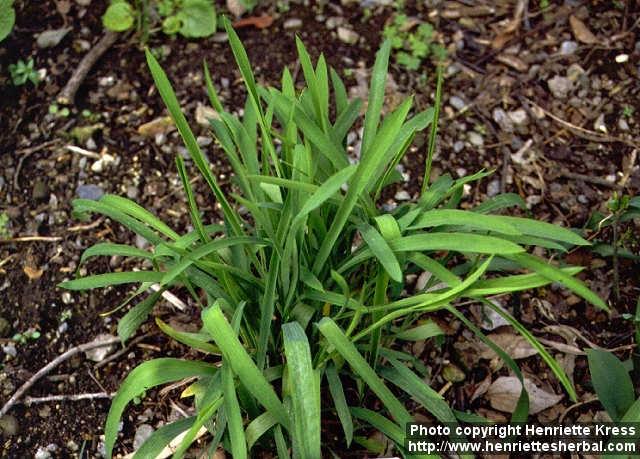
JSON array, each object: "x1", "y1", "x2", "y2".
[
  {"x1": 12, "y1": 329, "x2": 41, "y2": 345},
  {"x1": 622, "y1": 105, "x2": 635, "y2": 119},
  {"x1": 383, "y1": 14, "x2": 442, "y2": 71},
  {"x1": 8, "y1": 58, "x2": 40, "y2": 86},
  {"x1": 49, "y1": 103, "x2": 70, "y2": 118}
]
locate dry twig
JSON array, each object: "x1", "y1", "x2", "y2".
[
  {"x1": 21, "y1": 392, "x2": 115, "y2": 405},
  {"x1": 57, "y1": 31, "x2": 119, "y2": 105},
  {"x1": 0, "y1": 336, "x2": 120, "y2": 417}
]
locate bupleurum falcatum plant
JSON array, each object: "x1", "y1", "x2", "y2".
[{"x1": 61, "y1": 17, "x2": 608, "y2": 458}]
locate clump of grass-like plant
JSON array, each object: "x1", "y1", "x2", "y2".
[{"x1": 61, "y1": 17, "x2": 607, "y2": 458}]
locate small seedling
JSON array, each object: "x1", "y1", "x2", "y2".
[
  {"x1": 622, "y1": 105, "x2": 635, "y2": 119},
  {"x1": 8, "y1": 58, "x2": 40, "y2": 86},
  {"x1": 103, "y1": 0, "x2": 217, "y2": 40},
  {"x1": 49, "y1": 103, "x2": 70, "y2": 118},
  {"x1": 12, "y1": 329, "x2": 41, "y2": 345},
  {"x1": 383, "y1": 14, "x2": 442, "y2": 71}
]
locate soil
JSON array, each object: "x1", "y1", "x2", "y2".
[{"x1": 1, "y1": 0, "x2": 639, "y2": 457}]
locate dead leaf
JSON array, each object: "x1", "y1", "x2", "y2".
[
  {"x1": 487, "y1": 376, "x2": 563, "y2": 414},
  {"x1": 233, "y1": 14, "x2": 274, "y2": 30},
  {"x1": 137, "y1": 116, "x2": 175, "y2": 138},
  {"x1": 569, "y1": 16, "x2": 597, "y2": 44},
  {"x1": 23, "y1": 265, "x2": 43, "y2": 281},
  {"x1": 470, "y1": 375, "x2": 492, "y2": 402},
  {"x1": 479, "y1": 333, "x2": 538, "y2": 360},
  {"x1": 491, "y1": 0, "x2": 525, "y2": 48},
  {"x1": 496, "y1": 54, "x2": 528, "y2": 72}
]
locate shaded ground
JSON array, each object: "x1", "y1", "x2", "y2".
[{"x1": 0, "y1": 0, "x2": 639, "y2": 456}]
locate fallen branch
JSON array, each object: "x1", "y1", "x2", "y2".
[
  {"x1": 57, "y1": 31, "x2": 119, "y2": 105},
  {"x1": 0, "y1": 336, "x2": 120, "y2": 417},
  {"x1": 21, "y1": 392, "x2": 115, "y2": 405},
  {"x1": 0, "y1": 236, "x2": 63, "y2": 243}
]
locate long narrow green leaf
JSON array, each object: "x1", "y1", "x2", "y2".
[
  {"x1": 104, "y1": 359, "x2": 217, "y2": 457},
  {"x1": 492, "y1": 215, "x2": 589, "y2": 246},
  {"x1": 410, "y1": 209, "x2": 521, "y2": 235},
  {"x1": 79, "y1": 243, "x2": 152, "y2": 266},
  {"x1": 133, "y1": 417, "x2": 195, "y2": 459},
  {"x1": 222, "y1": 361, "x2": 247, "y2": 459},
  {"x1": 359, "y1": 223, "x2": 403, "y2": 282},
  {"x1": 506, "y1": 253, "x2": 608, "y2": 310},
  {"x1": 317, "y1": 318, "x2": 412, "y2": 424},
  {"x1": 201, "y1": 303, "x2": 289, "y2": 428},
  {"x1": 101, "y1": 195, "x2": 179, "y2": 240},
  {"x1": 360, "y1": 40, "x2": 391, "y2": 157},
  {"x1": 118, "y1": 289, "x2": 163, "y2": 342},
  {"x1": 60, "y1": 271, "x2": 163, "y2": 290},
  {"x1": 325, "y1": 363, "x2": 353, "y2": 446},
  {"x1": 283, "y1": 322, "x2": 321, "y2": 458},
  {"x1": 391, "y1": 233, "x2": 524, "y2": 254}
]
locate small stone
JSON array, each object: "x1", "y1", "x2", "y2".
[
  {"x1": 449, "y1": 95, "x2": 466, "y2": 111},
  {"x1": 195, "y1": 103, "x2": 220, "y2": 126},
  {"x1": 197, "y1": 136, "x2": 213, "y2": 147},
  {"x1": 567, "y1": 64, "x2": 585, "y2": 82},
  {"x1": 36, "y1": 28, "x2": 71, "y2": 49},
  {"x1": 0, "y1": 317, "x2": 10, "y2": 337},
  {"x1": 33, "y1": 180, "x2": 49, "y2": 201},
  {"x1": 547, "y1": 75, "x2": 573, "y2": 98},
  {"x1": 84, "y1": 334, "x2": 116, "y2": 362},
  {"x1": 0, "y1": 415, "x2": 19, "y2": 436},
  {"x1": 133, "y1": 424, "x2": 154, "y2": 450},
  {"x1": 91, "y1": 153, "x2": 117, "y2": 173},
  {"x1": 38, "y1": 405, "x2": 51, "y2": 418},
  {"x1": 594, "y1": 113, "x2": 607, "y2": 133},
  {"x1": 76, "y1": 184, "x2": 104, "y2": 200},
  {"x1": 283, "y1": 18, "x2": 302, "y2": 30},
  {"x1": 618, "y1": 118, "x2": 630, "y2": 131},
  {"x1": 508, "y1": 109, "x2": 528, "y2": 126},
  {"x1": 135, "y1": 234, "x2": 149, "y2": 250},
  {"x1": 326, "y1": 16, "x2": 343, "y2": 29},
  {"x1": 492, "y1": 108, "x2": 513, "y2": 132},
  {"x1": 455, "y1": 167, "x2": 467, "y2": 177},
  {"x1": 453, "y1": 140, "x2": 464, "y2": 153},
  {"x1": 1, "y1": 344, "x2": 16, "y2": 358},
  {"x1": 394, "y1": 190, "x2": 411, "y2": 201},
  {"x1": 559, "y1": 41, "x2": 578, "y2": 55},
  {"x1": 126, "y1": 185, "x2": 139, "y2": 199},
  {"x1": 35, "y1": 446, "x2": 52, "y2": 459},
  {"x1": 212, "y1": 32, "x2": 228, "y2": 43},
  {"x1": 66, "y1": 440, "x2": 79, "y2": 452},
  {"x1": 98, "y1": 76, "x2": 115, "y2": 87},
  {"x1": 337, "y1": 27, "x2": 359, "y2": 45},
  {"x1": 468, "y1": 132, "x2": 484, "y2": 147},
  {"x1": 487, "y1": 179, "x2": 501, "y2": 197}
]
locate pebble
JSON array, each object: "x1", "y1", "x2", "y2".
[
  {"x1": 133, "y1": 424, "x2": 155, "y2": 450},
  {"x1": 135, "y1": 234, "x2": 149, "y2": 250},
  {"x1": 197, "y1": 136, "x2": 213, "y2": 147},
  {"x1": 126, "y1": 185, "x2": 139, "y2": 199},
  {"x1": 567, "y1": 64, "x2": 585, "y2": 82},
  {"x1": 76, "y1": 184, "x2": 104, "y2": 200},
  {"x1": 508, "y1": 109, "x2": 528, "y2": 126},
  {"x1": 61, "y1": 291, "x2": 73, "y2": 305},
  {"x1": 559, "y1": 41, "x2": 578, "y2": 55},
  {"x1": 593, "y1": 113, "x2": 607, "y2": 133},
  {"x1": 449, "y1": 95, "x2": 466, "y2": 111},
  {"x1": 492, "y1": 108, "x2": 513, "y2": 132},
  {"x1": 486, "y1": 179, "x2": 501, "y2": 197},
  {"x1": 35, "y1": 447, "x2": 52, "y2": 459},
  {"x1": 455, "y1": 167, "x2": 467, "y2": 177},
  {"x1": 37, "y1": 28, "x2": 71, "y2": 48},
  {"x1": 394, "y1": 190, "x2": 411, "y2": 201},
  {"x1": 547, "y1": 75, "x2": 572, "y2": 98},
  {"x1": 2, "y1": 344, "x2": 16, "y2": 358},
  {"x1": 337, "y1": 27, "x2": 359, "y2": 45},
  {"x1": 618, "y1": 118, "x2": 630, "y2": 131},
  {"x1": 453, "y1": 140, "x2": 464, "y2": 153},
  {"x1": 84, "y1": 334, "x2": 116, "y2": 362},
  {"x1": 283, "y1": 18, "x2": 302, "y2": 29},
  {"x1": 468, "y1": 132, "x2": 484, "y2": 147},
  {"x1": 195, "y1": 103, "x2": 220, "y2": 126},
  {"x1": 98, "y1": 75, "x2": 115, "y2": 87},
  {"x1": 326, "y1": 16, "x2": 343, "y2": 29},
  {"x1": 91, "y1": 153, "x2": 117, "y2": 173}
]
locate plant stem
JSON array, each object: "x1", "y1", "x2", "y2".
[{"x1": 421, "y1": 62, "x2": 444, "y2": 194}]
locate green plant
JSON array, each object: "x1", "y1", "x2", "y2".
[
  {"x1": 0, "y1": 0, "x2": 14, "y2": 42},
  {"x1": 11, "y1": 329, "x2": 41, "y2": 345},
  {"x1": 622, "y1": 105, "x2": 635, "y2": 119},
  {"x1": 0, "y1": 212, "x2": 10, "y2": 239},
  {"x1": 103, "y1": 0, "x2": 216, "y2": 40},
  {"x1": 383, "y1": 13, "x2": 443, "y2": 71},
  {"x1": 8, "y1": 58, "x2": 40, "y2": 86},
  {"x1": 61, "y1": 18, "x2": 607, "y2": 458}
]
